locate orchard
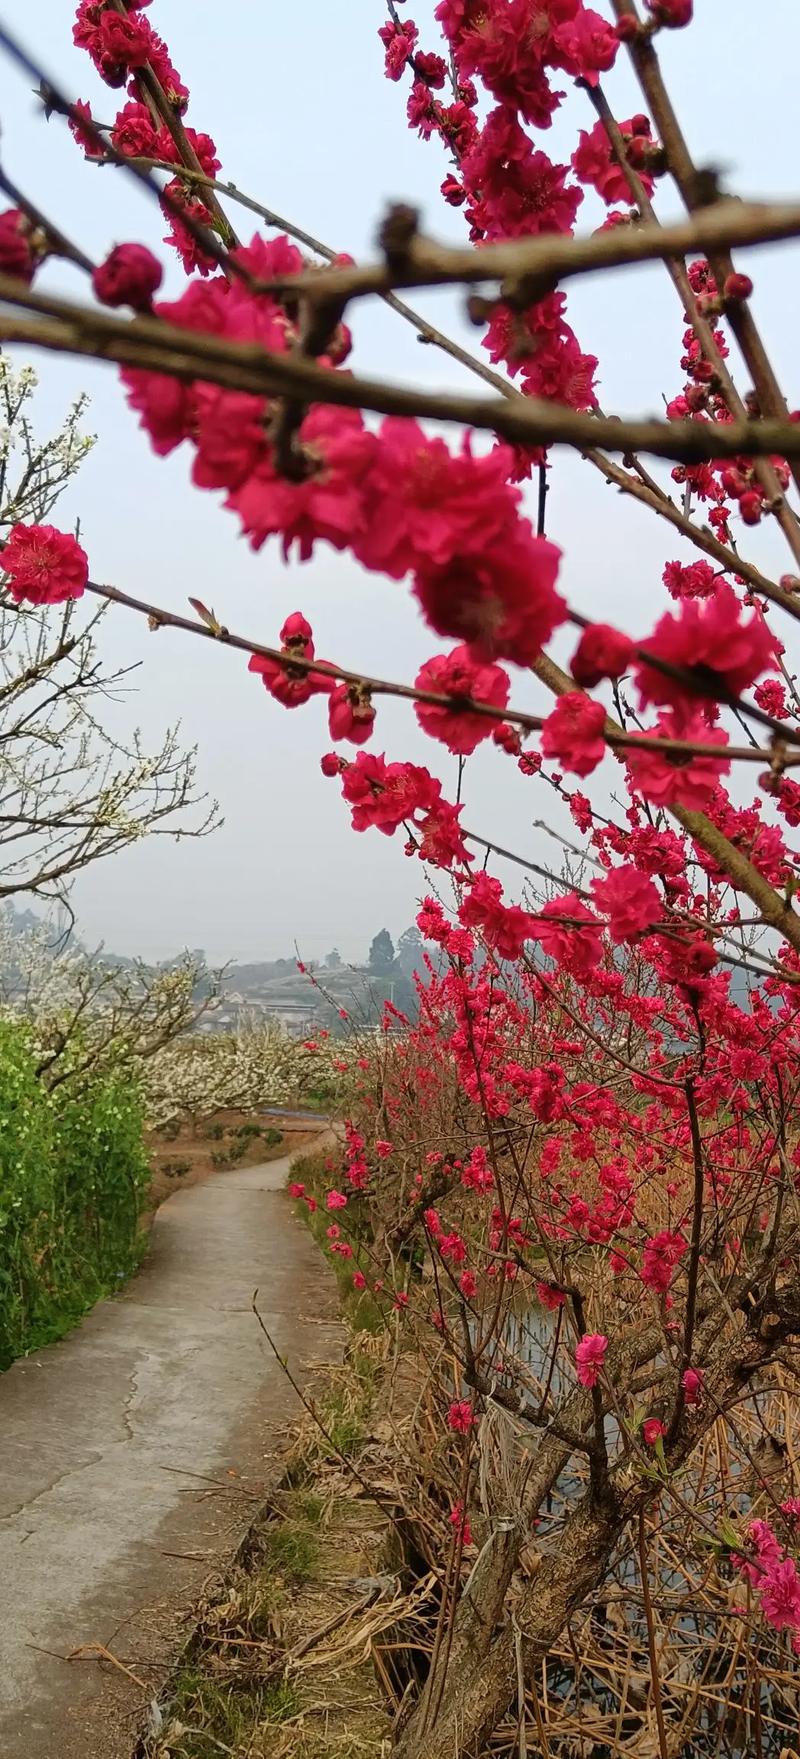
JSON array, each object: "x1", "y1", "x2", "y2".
[{"x1": 3, "y1": 3, "x2": 800, "y2": 1754}]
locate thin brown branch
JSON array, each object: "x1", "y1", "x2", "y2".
[{"x1": 7, "y1": 283, "x2": 800, "y2": 478}]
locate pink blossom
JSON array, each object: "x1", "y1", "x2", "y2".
[
  {"x1": 575, "y1": 1332, "x2": 608, "y2": 1387},
  {"x1": 449, "y1": 1500, "x2": 472, "y2": 1545},
  {"x1": 414, "y1": 527, "x2": 565, "y2": 666},
  {"x1": 636, "y1": 582, "x2": 777, "y2": 708},
  {"x1": 92, "y1": 242, "x2": 163, "y2": 309},
  {"x1": 626, "y1": 710, "x2": 730, "y2": 810},
  {"x1": 328, "y1": 683, "x2": 376, "y2": 745},
  {"x1": 447, "y1": 1400, "x2": 475, "y2": 1433},
  {"x1": 415, "y1": 646, "x2": 510, "y2": 754},
  {"x1": 326, "y1": 1190, "x2": 348, "y2": 1211},
  {"x1": 531, "y1": 894, "x2": 603, "y2": 978},
  {"x1": 682, "y1": 1368, "x2": 704, "y2": 1406},
  {"x1": 590, "y1": 866, "x2": 662, "y2": 942},
  {"x1": 642, "y1": 1231, "x2": 687, "y2": 1294},
  {"x1": 354, "y1": 422, "x2": 523, "y2": 582},
  {"x1": 759, "y1": 1557, "x2": 800, "y2": 1631},
  {"x1": 571, "y1": 624, "x2": 635, "y2": 688},
  {"x1": 541, "y1": 693, "x2": 607, "y2": 777},
  {"x1": 537, "y1": 1281, "x2": 567, "y2": 1311},
  {"x1": 2, "y1": 524, "x2": 88, "y2": 606}
]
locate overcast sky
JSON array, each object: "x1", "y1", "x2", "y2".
[{"x1": 2, "y1": 1, "x2": 799, "y2": 964}]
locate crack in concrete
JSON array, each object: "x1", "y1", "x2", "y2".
[{"x1": 0, "y1": 1449, "x2": 104, "y2": 1524}]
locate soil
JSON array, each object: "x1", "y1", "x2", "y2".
[{"x1": 145, "y1": 1113, "x2": 322, "y2": 1214}]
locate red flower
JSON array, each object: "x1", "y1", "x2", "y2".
[
  {"x1": 110, "y1": 100, "x2": 160, "y2": 159},
  {"x1": 68, "y1": 99, "x2": 105, "y2": 160},
  {"x1": 682, "y1": 1368, "x2": 704, "y2": 1406},
  {"x1": 453, "y1": 0, "x2": 565, "y2": 128},
  {"x1": 229, "y1": 407, "x2": 376, "y2": 561},
  {"x1": 414, "y1": 528, "x2": 564, "y2": 665},
  {"x1": 646, "y1": 0, "x2": 692, "y2": 24},
  {"x1": 449, "y1": 1500, "x2": 472, "y2": 1545},
  {"x1": 415, "y1": 646, "x2": 510, "y2": 754},
  {"x1": 553, "y1": 7, "x2": 619, "y2": 84},
  {"x1": 95, "y1": 11, "x2": 154, "y2": 83},
  {"x1": 571, "y1": 624, "x2": 634, "y2": 688},
  {"x1": 541, "y1": 693, "x2": 606, "y2": 777},
  {"x1": 575, "y1": 1333, "x2": 608, "y2": 1387},
  {"x1": 759, "y1": 1558, "x2": 800, "y2": 1632},
  {"x1": 663, "y1": 559, "x2": 718, "y2": 601},
  {"x1": 459, "y1": 872, "x2": 534, "y2": 959},
  {"x1": 635, "y1": 582, "x2": 777, "y2": 708},
  {"x1": 326, "y1": 1190, "x2": 347, "y2": 1211},
  {"x1": 626, "y1": 710, "x2": 730, "y2": 810},
  {"x1": 572, "y1": 116, "x2": 655, "y2": 205},
  {"x1": 642, "y1": 1230, "x2": 686, "y2": 1293},
  {"x1": 537, "y1": 1280, "x2": 566, "y2": 1311},
  {"x1": 0, "y1": 209, "x2": 36, "y2": 283},
  {"x1": 447, "y1": 1400, "x2": 475, "y2": 1433},
  {"x1": 643, "y1": 1418, "x2": 666, "y2": 1447},
  {"x1": 378, "y1": 16, "x2": 418, "y2": 80},
  {"x1": 93, "y1": 243, "x2": 163, "y2": 310},
  {"x1": 328, "y1": 683, "x2": 376, "y2": 745},
  {"x1": 249, "y1": 649, "x2": 333, "y2": 709},
  {"x1": 590, "y1": 866, "x2": 662, "y2": 942},
  {"x1": 2, "y1": 524, "x2": 88, "y2": 606},
  {"x1": 248, "y1": 611, "x2": 334, "y2": 709},
  {"x1": 532, "y1": 894, "x2": 603, "y2": 978},
  {"x1": 354, "y1": 421, "x2": 523, "y2": 582}
]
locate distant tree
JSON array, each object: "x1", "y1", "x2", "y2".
[
  {"x1": 325, "y1": 947, "x2": 342, "y2": 969},
  {"x1": 368, "y1": 929, "x2": 395, "y2": 973},
  {"x1": 397, "y1": 925, "x2": 425, "y2": 975}
]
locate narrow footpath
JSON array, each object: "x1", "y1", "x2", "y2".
[{"x1": 0, "y1": 1136, "x2": 340, "y2": 1759}]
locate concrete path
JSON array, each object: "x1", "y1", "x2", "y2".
[{"x1": 0, "y1": 1139, "x2": 340, "y2": 1759}]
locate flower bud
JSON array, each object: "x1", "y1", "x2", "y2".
[
  {"x1": 738, "y1": 490, "x2": 763, "y2": 526},
  {"x1": 724, "y1": 271, "x2": 754, "y2": 302},
  {"x1": 0, "y1": 209, "x2": 36, "y2": 283},
  {"x1": 92, "y1": 242, "x2": 163, "y2": 310}
]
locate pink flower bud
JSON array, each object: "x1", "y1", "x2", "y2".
[
  {"x1": 93, "y1": 243, "x2": 163, "y2": 310},
  {"x1": 724, "y1": 272, "x2": 754, "y2": 302}
]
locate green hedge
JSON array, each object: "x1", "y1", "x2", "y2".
[{"x1": 0, "y1": 1020, "x2": 150, "y2": 1368}]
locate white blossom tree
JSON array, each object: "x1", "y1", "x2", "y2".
[{"x1": 0, "y1": 359, "x2": 217, "y2": 910}]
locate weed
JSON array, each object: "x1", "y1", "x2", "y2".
[
  {"x1": 261, "y1": 1678, "x2": 300, "y2": 1723},
  {"x1": 234, "y1": 1121, "x2": 262, "y2": 1140},
  {"x1": 260, "y1": 1517, "x2": 320, "y2": 1585}
]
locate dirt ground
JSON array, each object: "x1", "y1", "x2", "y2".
[{"x1": 146, "y1": 1113, "x2": 322, "y2": 1213}]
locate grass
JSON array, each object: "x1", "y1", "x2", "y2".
[
  {"x1": 260, "y1": 1513, "x2": 321, "y2": 1586},
  {"x1": 163, "y1": 1669, "x2": 301, "y2": 1756}
]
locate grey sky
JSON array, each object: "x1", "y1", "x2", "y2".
[{"x1": 2, "y1": 1, "x2": 799, "y2": 963}]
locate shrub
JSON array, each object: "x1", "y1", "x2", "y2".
[{"x1": 0, "y1": 1020, "x2": 149, "y2": 1367}]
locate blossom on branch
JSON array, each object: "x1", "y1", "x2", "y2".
[{"x1": 2, "y1": 524, "x2": 88, "y2": 607}]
